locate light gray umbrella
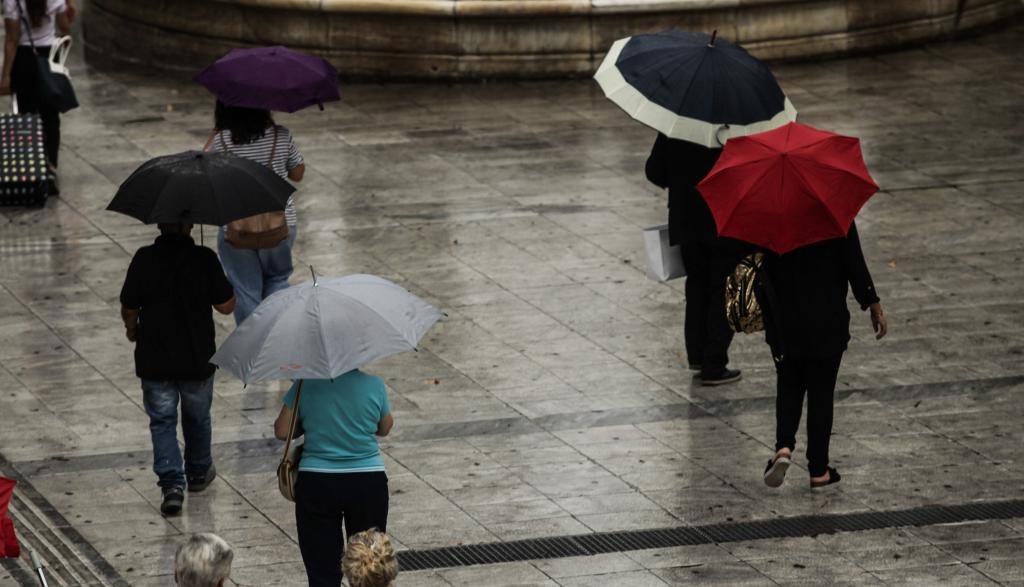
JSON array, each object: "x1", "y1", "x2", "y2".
[{"x1": 211, "y1": 273, "x2": 441, "y2": 384}]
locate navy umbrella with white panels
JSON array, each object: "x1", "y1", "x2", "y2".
[{"x1": 595, "y1": 30, "x2": 797, "y2": 147}]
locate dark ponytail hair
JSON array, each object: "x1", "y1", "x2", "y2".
[
  {"x1": 26, "y1": 0, "x2": 47, "y2": 28},
  {"x1": 214, "y1": 100, "x2": 274, "y2": 145}
]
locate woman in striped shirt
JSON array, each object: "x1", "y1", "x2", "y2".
[{"x1": 209, "y1": 102, "x2": 305, "y2": 324}]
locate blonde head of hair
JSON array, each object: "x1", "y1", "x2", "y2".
[{"x1": 342, "y1": 529, "x2": 398, "y2": 587}]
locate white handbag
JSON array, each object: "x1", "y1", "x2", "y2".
[
  {"x1": 643, "y1": 224, "x2": 686, "y2": 281},
  {"x1": 48, "y1": 36, "x2": 73, "y2": 78}
]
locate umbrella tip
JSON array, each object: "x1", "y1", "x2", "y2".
[
  {"x1": 318, "y1": 102, "x2": 325, "y2": 111},
  {"x1": 310, "y1": 265, "x2": 317, "y2": 286},
  {"x1": 707, "y1": 29, "x2": 718, "y2": 48}
]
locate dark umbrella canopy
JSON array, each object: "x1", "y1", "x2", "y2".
[
  {"x1": 195, "y1": 46, "x2": 340, "y2": 113},
  {"x1": 107, "y1": 151, "x2": 295, "y2": 225},
  {"x1": 594, "y1": 30, "x2": 796, "y2": 147}
]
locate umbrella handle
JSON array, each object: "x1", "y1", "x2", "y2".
[
  {"x1": 715, "y1": 124, "x2": 731, "y2": 146},
  {"x1": 30, "y1": 549, "x2": 49, "y2": 587}
]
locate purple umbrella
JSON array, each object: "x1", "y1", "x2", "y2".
[{"x1": 195, "y1": 46, "x2": 340, "y2": 113}]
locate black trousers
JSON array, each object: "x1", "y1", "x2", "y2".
[
  {"x1": 775, "y1": 354, "x2": 843, "y2": 477},
  {"x1": 679, "y1": 239, "x2": 742, "y2": 376},
  {"x1": 11, "y1": 46, "x2": 60, "y2": 167},
  {"x1": 295, "y1": 471, "x2": 389, "y2": 587}
]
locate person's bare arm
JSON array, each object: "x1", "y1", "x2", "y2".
[
  {"x1": 273, "y1": 405, "x2": 292, "y2": 440},
  {"x1": 376, "y1": 413, "x2": 393, "y2": 437},
  {"x1": 1, "y1": 20, "x2": 19, "y2": 95},
  {"x1": 55, "y1": 10, "x2": 70, "y2": 36},
  {"x1": 287, "y1": 163, "x2": 305, "y2": 182},
  {"x1": 64, "y1": 0, "x2": 77, "y2": 24},
  {"x1": 121, "y1": 306, "x2": 140, "y2": 342},
  {"x1": 213, "y1": 296, "x2": 236, "y2": 315}
]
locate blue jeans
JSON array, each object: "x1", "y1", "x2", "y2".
[
  {"x1": 141, "y1": 377, "x2": 214, "y2": 489},
  {"x1": 218, "y1": 227, "x2": 297, "y2": 324}
]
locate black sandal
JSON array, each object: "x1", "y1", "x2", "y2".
[{"x1": 810, "y1": 466, "x2": 841, "y2": 488}]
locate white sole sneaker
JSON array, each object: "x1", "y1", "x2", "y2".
[{"x1": 763, "y1": 456, "x2": 791, "y2": 488}]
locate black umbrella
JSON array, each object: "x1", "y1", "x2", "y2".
[
  {"x1": 107, "y1": 151, "x2": 294, "y2": 225},
  {"x1": 594, "y1": 30, "x2": 797, "y2": 147}
]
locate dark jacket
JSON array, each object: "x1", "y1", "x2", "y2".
[
  {"x1": 120, "y1": 234, "x2": 234, "y2": 380},
  {"x1": 645, "y1": 133, "x2": 721, "y2": 246},
  {"x1": 762, "y1": 223, "x2": 880, "y2": 357}
]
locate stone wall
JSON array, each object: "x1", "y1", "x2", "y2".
[{"x1": 83, "y1": 0, "x2": 1023, "y2": 78}]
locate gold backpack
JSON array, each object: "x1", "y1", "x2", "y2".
[{"x1": 725, "y1": 252, "x2": 765, "y2": 334}]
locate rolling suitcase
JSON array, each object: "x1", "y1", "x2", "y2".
[{"x1": 0, "y1": 99, "x2": 49, "y2": 207}]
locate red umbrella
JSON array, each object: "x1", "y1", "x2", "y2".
[
  {"x1": 0, "y1": 476, "x2": 19, "y2": 559},
  {"x1": 697, "y1": 122, "x2": 878, "y2": 254}
]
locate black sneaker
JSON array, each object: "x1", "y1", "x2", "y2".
[
  {"x1": 763, "y1": 454, "x2": 791, "y2": 488},
  {"x1": 701, "y1": 368, "x2": 742, "y2": 386},
  {"x1": 161, "y1": 487, "x2": 184, "y2": 516},
  {"x1": 187, "y1": 464, "x2": 216, "y2": 493},
  {"x1": 810, "y1": 467, "x2": 842, "y2": 489}
]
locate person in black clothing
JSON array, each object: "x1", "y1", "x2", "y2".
[
  {"x1": 120, "y1": 223, "x2": 236, "y2": 515},
  {"x1": 761, "y1": 222, "x2": 888, "y2": 488},
  {"x1": 645, "y1": 133, "x2": 745, "y2": 385}
]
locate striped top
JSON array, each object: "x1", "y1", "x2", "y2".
[{"x1": 209, "y1": 126, "x2": 304, "y2": 226}]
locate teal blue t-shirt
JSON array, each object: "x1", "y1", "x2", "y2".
[{"x1": 283, "y1": 370, "x2": 390, "y2": 473}]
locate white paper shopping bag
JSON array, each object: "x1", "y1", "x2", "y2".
[{"x1": 643, "y1": 224, "x2": 685, "y2": 281}]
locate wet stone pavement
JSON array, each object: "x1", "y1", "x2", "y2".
[{"x1": 1, "y1": 18, "x2": 1024, "y2": 587}]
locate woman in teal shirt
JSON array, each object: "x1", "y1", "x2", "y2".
[{"x1": 274, "y1": 369, "x2": 394, "y2": 587}]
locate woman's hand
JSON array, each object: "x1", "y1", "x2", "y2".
[{"x1": 869, "y1": 302, "x2": 887, "y2": 340}]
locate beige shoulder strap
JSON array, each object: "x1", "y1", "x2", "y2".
[
  {"x1": 202, "y1": 129, "x2": 218, "y2": 152},
  {"x1": 281, "y1": 379, "x2": 304, "y2": 460}
]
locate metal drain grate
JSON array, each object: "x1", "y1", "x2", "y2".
[
  {"x1": 397, "y1": 499, "x2": 1024, "y2": 571},
  {"x1": 0, "y1": 456, "x2": 127, "y2": 587}
]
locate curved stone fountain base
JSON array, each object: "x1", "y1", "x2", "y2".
[{"x1": 84, "y1": 0, "x2": 1022, "y2": 79}]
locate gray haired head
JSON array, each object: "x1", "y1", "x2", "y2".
[{"x1": 175, "y1": 533, "x2": 233, "y2": 587}]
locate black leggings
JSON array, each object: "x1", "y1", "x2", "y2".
[
  {"x1": 775, "y1": 354, "x2": 843, "y2": 477},
  {"x1": 11, "y1": 46, "x2": 60, "y2": 167},
  {"x1": 295, "y1": 471, "x2": 389, "y2": 587}
]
